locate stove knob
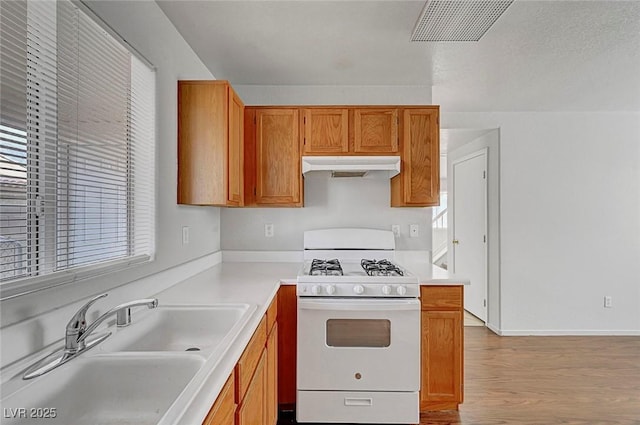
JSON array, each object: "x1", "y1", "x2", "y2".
[
  {"x1": 353, "y1": 284, "x2": 365, "y2": 295},
  {"x1": 326, "y1": 285, "x2": 336, "y2": 295},
  {"x1": 396, "y1": 285, "x2": 407, "y2": 296},
  {"x1": 381, "y1": 285, "x2": 392, "y2": 295},
  {"x1": 311, "y1": 285, "x2": 322, "y2": 295}
]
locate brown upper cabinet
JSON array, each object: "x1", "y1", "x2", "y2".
[
  {"x1": 302, "y1": 108, "x2": 349, "y2": 154},
  {"x1": 244, "y1": 107, "x2": 303, "y2": 207},
  {"x1": 177, "y1": 89, "x2": 438, "y2": 208},
  {"x1": 177, "y1": 80, "x2": 244, "y2": 206},
  {"x1": 391, "y1": 108, "x2": 440, "y2": 207},
  {"x1": 302, "y1": 107, "x2": 399, "y2": 155},
  {"x1": 353, "y1": 108, "x2": 399, "y2": 153}
]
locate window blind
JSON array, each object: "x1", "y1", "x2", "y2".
[{"x1": 0, "y1": 0, "x2": 155, "y2": 297}]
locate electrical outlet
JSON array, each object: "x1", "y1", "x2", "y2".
[
  {"x1": 410, "y1": 224, "x2": 419, "y2": 238},
  {"x1": 391, "y1": 225, "x2": 400, "y2": 237},
  {"x1": 265, "y1": 224, "x2": 274, "y2": 238},
  {"x1": 182, "y1": 226, "x2": 190, "y2": 245},
  {"x1": 604, "y1": 296, "x2": 612, "y2": 308}
]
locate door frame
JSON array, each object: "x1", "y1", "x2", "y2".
[
  {"x1": 446, "y1": 128, "x2": 500, "y2": 333},
  {"x1": 450, "y1": 148, "x2": 488, "y2": 322}
]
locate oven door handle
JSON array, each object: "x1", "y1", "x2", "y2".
[{"x1": 298, "y1": 299, "x2": 419, "y2": 311}]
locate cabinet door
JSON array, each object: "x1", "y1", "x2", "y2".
[
  {"x1": 302, "y1": 108, "x2": 349, "y2": 154},
  {"x1": 391, "y1": 108, "x2": 439, "y2": 206},
  {"x1": 202, "y1": 373, "x2": 235, "y2": 425},
  {"x1": 236, "y1": 317, "x2": 267, "y2": 402},
  {"x1": 227, "y1": 88, "x2": 244, "y2": 205},
  {"x1": 277, "y1": 285, "x2": 297, "y2": 407},
  {"x1": 420, "y1": 310, "x2": 462, "y2": 410},
  {"x1": 178, "y1": 81, "x2": 244, "y2": 206},
  {"x1": 255, "y1": 109, "x2": 302, "y2": 206},
  {"x1": 266, "y1": 324, "x2": 278, "y2": 425},
  {"x1": 353, "y1": 108, "x2": 398, "y2": 153},
  {"x1": 177, "y1": 81, "x2": 227, "y2": 205},
  {"x1": 237, "y1": 350, "x2": 267, "y2": 425}
]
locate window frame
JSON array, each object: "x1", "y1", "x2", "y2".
[{"x1": 0, "y1": 0, "x2": 156, "y2": 301}]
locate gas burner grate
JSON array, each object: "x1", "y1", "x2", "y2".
[
  {"x1": 361, "y1": 259, "x2": 404, "y2": 277},
  {"x1": 310, "y1": 258, "x2": 343, "y2": 276}
]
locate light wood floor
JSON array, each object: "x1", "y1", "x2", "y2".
[
  {"x1": 463, "y1": 310, "x2": 485, "y2": 327},
  {"x1": 279, "y1": 327, "x2": 640, "y2": 425},
  {"x1": 422, "y1": 327, "x2": 640, "y2": 424}
]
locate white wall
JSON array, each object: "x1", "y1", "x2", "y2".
[
  {"x1": 222, "y1": 173, "x2": 431, "y2": 251},
  {"x1": 443, "y1": 112, "x2": 640, "y2": 334},
  {"x1": 1, "y1": 0, "x2": 220, "y2": 365},
  {"x1": 235, "y1": 85, "x2": 433, "y2": 106}
]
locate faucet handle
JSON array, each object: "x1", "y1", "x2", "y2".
[{"x1": 66, "y1": 293, "x2": 108, "y2": 333}]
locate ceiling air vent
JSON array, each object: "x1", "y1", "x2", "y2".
[{"x1": 411, "y1": 0, "x2": 514, "y2": 42}]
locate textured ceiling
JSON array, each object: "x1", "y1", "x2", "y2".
[{"x1": 157, "y1": 0, "x2": 640, "y2": 111}]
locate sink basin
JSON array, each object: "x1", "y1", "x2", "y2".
[
  {"x1": 101, "y1": 304, "x2": 254, "y2": 353},
  {"x1": 1, "y1": 303, "x2": 256, "y2": 424},
  {"x1": 1, "y1": 354, "x2": 204, "y2": 425}
]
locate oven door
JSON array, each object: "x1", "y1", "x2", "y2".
[{"x1": 297, "y1": 297, "x2": 420, "y2": 392}]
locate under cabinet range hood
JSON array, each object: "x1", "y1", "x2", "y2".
[{"x1": 301, "y1": 156, "x2": 401, "y2": 178}]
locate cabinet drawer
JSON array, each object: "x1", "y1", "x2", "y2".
[
  {"x1": 202, "y1": 373, "x2": 235, "y2": 425},
  {"x1": 236, "y1": 315, "x2": 267, "y2": 403},
  {"x1": 421, "y1": 286, "x2": 463, "y2": 310},
  {"x1": 266, "y1": 295, "x2": 278, "y2": 334}
]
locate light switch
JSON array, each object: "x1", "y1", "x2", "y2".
[
  {"x1": 410, "y1": 224, "x2": 419, "y2": 238},
  {"x1": 182, "y1": 226, "x2": 190, "y2": 245}
]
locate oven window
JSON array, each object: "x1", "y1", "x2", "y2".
[{"x1": 326, "y1": 319, "x2": 390, "y2": 347}]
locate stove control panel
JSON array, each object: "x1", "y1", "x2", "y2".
[{"x1": 297, "y1": 283, "x2": 419, "y2": 298}]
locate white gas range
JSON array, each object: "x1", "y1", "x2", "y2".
[
  {"x1": 296, "y1": 228, "x2": 420, "y2": 425},
  {"x1": 297, "y1": 258, "x2": 420, "y2": 298}
]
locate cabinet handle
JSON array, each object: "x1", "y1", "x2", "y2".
[
  {"x1": 452, "y1": 239, "x2": 459, "y2": 245},
  {"x1": 344, "y1": 398, "x2": 373, "y2": 407}
]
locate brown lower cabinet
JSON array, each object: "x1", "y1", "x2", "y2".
[
  {"x1": 277, "y1": 285, "x2": 297, "y2": 408},
  {"x1": 273, "y1": 284, "x2": 464, "y2": 412},
  {"x1": 202, "y1": 373, "x2": 235, "y2": 425},
  {"x1": 266, "y1": 325, "x2": 278, "y2": 424},
  {"x1": 202, "y1": 294, "x2": 279, "y2": 425},
  {"x1": 203, "y1": 284, "x2": 463, "y2": 424},
  {"x1": 420, "y1": 285, "x2": 464, "y2": 411},
  {"x1": 236, "y1": 350, "x2": 267, "y2": 425}
]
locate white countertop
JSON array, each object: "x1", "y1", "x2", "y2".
[
  {"x1": 152, "y1": 262, "x2": 300, "y2": 424},
  {"x1": 0, "y1": 258, "x2": 467, "y2": 425},
  {"x1": 403, "y1": 261, "x2": 470, "y2": 285},
  {"x1": 152, "y1": 260, "x2": 468, "y2": 424}
]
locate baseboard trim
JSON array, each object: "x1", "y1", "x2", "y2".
[
  {"x1": 486, "y1": 322, "x2": 502, "y2": 335},
  {"x1": 498, "y1": 329, "x2": 640, "y2": 336},
  {"x1": 421, "y1": 401, "x2": 459, "y2": 411}
]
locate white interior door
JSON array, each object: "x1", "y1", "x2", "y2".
[{"x1": 451, "y1": 150, "x2": 487, "y2": 321}]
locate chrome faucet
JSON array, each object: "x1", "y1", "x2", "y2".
[
  {"x1": 66, "y1": 294, "x2": 158, "y2": 354},
  {"x1": 64, "y1": 293, "x2": 108, "y2": 354},
  {"x1": 23, "y1": 294, "x2": 158, "y2": 380}
]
